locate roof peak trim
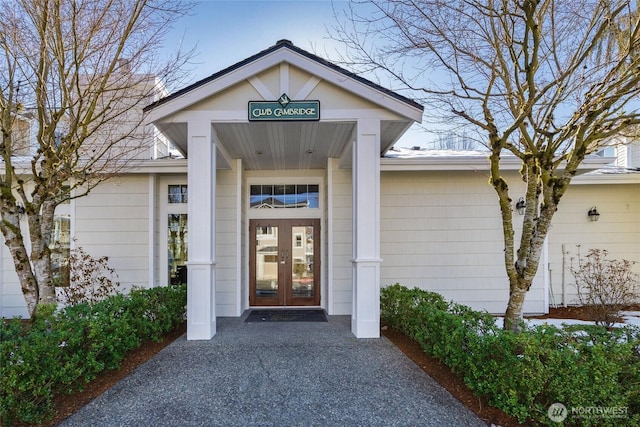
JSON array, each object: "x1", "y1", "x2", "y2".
[{"x1": 144, "y1": 40, "x2": 424, "y2": 113}]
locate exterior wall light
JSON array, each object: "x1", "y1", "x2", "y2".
[
  {"x1": 515, "y1": 197, "x2": 526, "y2": 215},
  {"x1": 588, "y1": 206, "x2": 600, "y2": 222}
]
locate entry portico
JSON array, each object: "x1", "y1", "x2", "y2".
[{"x1": 144, "y1": 40, "x2": 423, "y2": 340}]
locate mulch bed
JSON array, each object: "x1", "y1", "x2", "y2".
[
  {"x1": 382, "y1": 327, "x2": 524, "y2": 427},
  {"x1": 31, "y1": 305, "x2": 639, "y2": 427},
  {"x1": 28, "y1": 322, "x2": 188, "y2": 427},
  {"x1": 40, "y1": 321, "x2": 518, "y2": 427}
]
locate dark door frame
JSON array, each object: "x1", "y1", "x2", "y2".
[{"x1": 249, "y1": 218, "x2": 321, "y2": 307}]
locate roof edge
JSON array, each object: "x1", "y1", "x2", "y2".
[
  {"x1": 144, "y1": 39, "x2": 424, "y2": 113},
  {"x1": 380, "y1": 152, "x2": 614, "y2": 172}
]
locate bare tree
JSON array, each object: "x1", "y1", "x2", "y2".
[
  {"x1": 570, "y1": 247, "x2": 639, "y2": 327},
  {"x1": 433, "y1": 133, "x2": 480, "y2": 150},
  {"x1": 0, "y1": 0, "x2": 192, "y2": 317},
  {"x1": 332, "y1": 0, "x2": 640, "y2": 331}
]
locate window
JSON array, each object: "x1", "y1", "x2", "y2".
[
  {"x1": 264, "y1": 255, "x2": 278, "y2": 263},
  {"x1": 250, "y1": 184, "x2": 319, "y2": 209},
  {"x1": 165, "y1": 181, "x2": 187, "y2": 286},
  {"x1": 168, "y1": 185, "x2": 188, "y2": 203},
  {"x1": 168, "y1": 213, "x2": 188, "y2": 285},
  {"x1": 257, "y1": 226, "x2": 275, "y2": 237},
  {"x1": 56, "y1": 185, "x2": 71, "y2": 205},
  {"x1": 51, "y1": 215, "x2": 71, "y2": 286}
]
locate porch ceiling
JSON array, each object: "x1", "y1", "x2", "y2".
[
  {"x1": 160, "y1": 119, "x2": 411, "y2": 170},
  {"x1": 214, "y1": 121, "x2": 355, "y2": 170}
]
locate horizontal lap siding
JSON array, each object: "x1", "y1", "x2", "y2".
[
  {"x1": 216, "y1": 169, "x2": 239, "y2": 317},
  {"x1": 380, "y1": 170, "x2": 546, "y2": 315},
  {"x1": 1, "y1": 177, "x2": 153, "y2": 318},
  {"x1": 1, "y1": 220, "x2": 27, "y2": 315},
  {"x1": 75, "y1": 176, "x2": 150, "y2": 293},
  {"x1": 0, "y1": 264, "x2": 28, "y2": 318},
  {"x1": 547, "y1": 183, "x2": 640, "y2": 306},
  {"x1": 330, "y1": 160, "x2": 352, "y2": 315}
]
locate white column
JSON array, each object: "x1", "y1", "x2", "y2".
[
  {"x1": 186, "y1": 118, "x2": 216, "y2": 340},
  {"x1": 351, "y1": 118, "x2": 381, "y2": 338}
]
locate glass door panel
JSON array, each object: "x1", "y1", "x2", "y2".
[
  {"x1": 250, "y1": 219, "x2": 320, "y2": 307},
  {"x1": 168, "y1": 214, "x2": 188, "y2": 286},
  {"x1": 289, "y1": 225, "x2": 315, "y2": 302},
  {"x1": 252, "y1": 223, "x2": 282, "y2": 305}
]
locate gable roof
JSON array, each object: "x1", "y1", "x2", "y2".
[{"x1": 144, "y1": 39, "x2": 423, "y2": 114}]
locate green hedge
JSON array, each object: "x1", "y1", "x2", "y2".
[
  {"x1": 381, "y1": 284, "x2": 640, "y2": 426},
  {"x1": 0, "y1": 285, "x2": 186, "y2": 425}
]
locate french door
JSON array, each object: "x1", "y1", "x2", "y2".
[{"x1": 250, "y1": 219, "x2": 320, "y2": 306}]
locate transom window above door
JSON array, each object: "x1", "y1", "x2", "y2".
[{"x1": 250, "y1": 184, "x2": 319, "y2": 209}]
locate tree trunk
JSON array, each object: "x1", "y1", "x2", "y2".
[
  {"x1": 504, "y1": 282, "x2": 529, "y2": 332},
  {"x1": 33, "y1": 255, "x2": 56, "y2": 305},
  {"x1": 30, "y1": 200, "x2": 57, "y2": 306},
  {"x1": 502, "y1": 189, "x2": 557, "y2": 332},
  {"x1": 0, "y1": 211, "x2": 39, "y2": 315}
]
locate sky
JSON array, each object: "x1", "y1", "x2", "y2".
[
  {"x1": 167, "y1": 1, "x2": 349, "y2": 82},
  {"x1": 164, "y1": 0, "x2": 429, "y2": 148}
]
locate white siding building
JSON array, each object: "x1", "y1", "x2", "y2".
[{"x1": 2, "y1": 40, "x2": 639, "y2": 339}]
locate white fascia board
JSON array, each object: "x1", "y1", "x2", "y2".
[
  {"x1": 571, "y1": 172, "x2": 640, "y2": 185},
  {"x1": 321, "y1": 108, "x2": 402, "y2": 121},
  {"x1": 0, "y1": 158, "x2": 188, "y2": 175},
  {"x1": 128, "y1": 159, "x2": 188, "y2": 174},
  {"x1": 380, "y1": 154, "x2": 614, "y2": 172},
  {"x1": 145, "y1": 61, "x2": 274, "y2": 123},
  {"x1": 146, "y1": 48, "x2": 423, "y2": 125},
  {"x1": 380, "y1": 155, "x2": 509, "y2": 171},
  {"x1": 277, "y1": 51, "x2": 424, "y2": 123}
]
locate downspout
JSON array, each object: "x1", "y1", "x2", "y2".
[
  {"x1": 148, "y1": 174, "x2": 157, "y2": 287},
  {"x1": 561, "y1": 243, "x2": 567, "y2": 307},
  {"x1": 543, "y1": 235, "x2": 550, "y2": 314}
]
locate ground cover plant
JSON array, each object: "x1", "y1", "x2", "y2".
[
  {"x1": 381, "y1": 284, "x2": 640, "y2": 426},
  {"x1": 0, "y1": 284, "x2": 187, "y2": 425}
]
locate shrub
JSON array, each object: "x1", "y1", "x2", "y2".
[
  {"x1": 570, "y1": 247, "x2": 639, "y2": 327},
  {"x1": 56, "y1": 243, "x2": 121, "y2": 306},
  {"x1": 0, "y1": 284, "x2": 186, "y2": 425},
  {"x1": 380, "y1": 284, "x2": 640, "y2": 426},
  {"x1": 0, "y1": 304, "x2": 65, "y2": 424}
]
